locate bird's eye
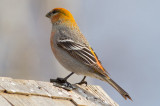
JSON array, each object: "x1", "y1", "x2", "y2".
[
  {"x1": 46, "y1": 10, "x2": 59, "y2": 18},
  {"x1": 52, "y1": 10, "x2": 57, "y2": 14}
]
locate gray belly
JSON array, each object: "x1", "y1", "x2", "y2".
[{"x1": 52, "y1": 43, "x2": 93, "y2": 76}]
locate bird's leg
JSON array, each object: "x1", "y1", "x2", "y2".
[
  {"x1": 50, "y1": 72, "x2": 75, "y2": 90},
  {"x1": 50, "y1": 72, "x2": 74, "y2": 83},
  {"x1": 76, "y1": 76, "x2": 87, "y2": 86}
]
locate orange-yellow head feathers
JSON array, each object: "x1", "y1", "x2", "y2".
[{"x1": 46, "y1": 8, "x2": 76, "y2": 25}]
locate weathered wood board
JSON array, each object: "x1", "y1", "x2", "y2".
[{"x1": 0, "y1": 77, "x2": 118, "y2": 106}]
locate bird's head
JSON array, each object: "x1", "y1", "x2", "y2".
[{"x1": 46, "y1": 8, "x2": 76, "y2": 26}]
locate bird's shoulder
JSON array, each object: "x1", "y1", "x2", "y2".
[{"x1": 57, "y1": 27, "x2": 89, "y2": 46}]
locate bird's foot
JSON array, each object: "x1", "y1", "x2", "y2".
[
  {"x1": 50, "y1": 78, "x2": 75, "y2": 90},
  {"x1": 76, "y1": 80, "x2": 87, "y2": 86}
]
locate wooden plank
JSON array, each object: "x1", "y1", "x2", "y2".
[
  {"x1": 0, "y1": 86, "x2": 4, "y2": 92},
  {"x1": 2, "y1": 93, "x2": 34, "y2": 106},
  {"x1": 73, "y1": 85, "x2": 119, "y2": 106},
  {"x1": 0, "y1": 77, "x2": 50, "y2": 97},
  {"x1": 36, "y1": 81, "x2": 70, "y2": 99},
  {"x1": 36, "y1": 81, "x2": 118, "y2": 106},
  {"x1": 0, "y1": 77, "x2": 119, "y2": 106},
  {"x1": 31, "y1": 96, "x2": 76, "y2": 106},
  {"x1": 69, "y1": 89, "x2": 95, "y2": 106},
  {"x1": 0, "y1": 95, "x2": 12, "y2": 106},
  {"x1": 1, "y1": 93, "x2": 75, "y2": 106},
  {"x1": 37, "y1": 81, "x2": 97, "y2": 106},
  {"x1": 94, "y1": 86, "x2": 118, "y2": 106},
  {"x1": 0, "y1": 77, "x2": 10, "y2": 92}
]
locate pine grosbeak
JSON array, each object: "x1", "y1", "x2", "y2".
[{"x1": 46, "y1": 8, "x2": 132, "y2": 100}]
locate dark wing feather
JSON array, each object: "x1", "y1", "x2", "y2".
[
  {"x1": 57, "y1": 39, "x2": 97, "y2": 65},
  {"x1": 57, "y1": 39, "x2": 110, "y2": 77}
]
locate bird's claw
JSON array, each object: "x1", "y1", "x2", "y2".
[
  {"x1": 50, "y1": 78, "x2": 75, "y2": 90},
  {"x1": 50, "y1": 77, "x2": 66, "y2": 83},
  {"x1": 76, "y1": 81, "x2": 88, "y2": 86}
]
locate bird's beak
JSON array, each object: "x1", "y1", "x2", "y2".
[{"x1": 46, "y1": 12, "x2": 52, "y2": 18}]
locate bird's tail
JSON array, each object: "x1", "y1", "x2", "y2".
[{"x1": 104, "y1": 77, "x2": 132, "y2": 101}]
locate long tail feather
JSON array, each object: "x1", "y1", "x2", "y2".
[{"x1": 105, "y1": 77, "x2": 132, "y2": 101}]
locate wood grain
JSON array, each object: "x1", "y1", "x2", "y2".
[{"x1": 0, "y1": 77, "x2": 118, "y2": 106}]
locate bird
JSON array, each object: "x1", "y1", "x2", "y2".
[{"x1": 46, "y1": 8, "x2": 132, "y2": 100}]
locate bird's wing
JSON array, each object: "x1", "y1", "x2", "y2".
[{"x1": 57, "y1": 39, "x2": 110, "y2": 78}]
